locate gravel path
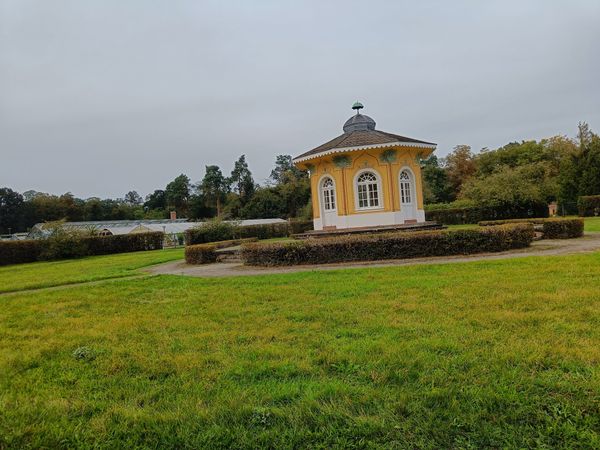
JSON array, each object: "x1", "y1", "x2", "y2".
[{"x1": 147, "y1": 233, "x2": 600, "y2": 278}]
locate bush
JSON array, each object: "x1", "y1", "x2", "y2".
[
  {"x1": 185, "y1": 221, "x2": 291, "y2": 245},
  {"x1": 425, "y1": 202, "x2": 548, "y2": 225},
  {"x1": 241, "y1": 223, "x2": 535, "y2": 266},
  {"x1": 0, "y1": 231, "x2": 164, "y2": 266},
  {"x1": 287, "y1": 219, "x2": 314, "y2": 235},
  {"x1": 479, "y1": 218, "x2": 584, "y2": 239},
  {"x1": 0, "y1": 240, "x2": 42, "y2": 266},
  {"x1": 185, "y1": 244, "x2": 217, "y2": 264},
  {"x1": 541, "y1": 219, "x2": 584, "y2": 239},
  {"x1": 578, "y1": 195, "x2": 600, "y2": 216}
]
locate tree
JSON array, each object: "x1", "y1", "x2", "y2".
[
  {"x1": 421, "y1": 156, "x2": 453, "y2": 203},
  {"x1": 229, "y1": 155, "x2": 255, "y2": 204},
  {"x1": 240, "y1": 187, "x2": 286, "y2": 219},
  {"x1": 443, "y1": 145, "x2": 476, "y2": 196},
  {"x1": 124, "y1": 190, "x2": 143, "y2": 206},
  {"x1": 0, "y1": 188, "x2": 24, "y2": 234},
  {"x1": 144, "y1": 190, "x2": 166, "y2": 211},
  {"x1": 200, "y1": 166, "x2": 228, "y2": 217},
  {"x1": 269, "y1": 155, "x2": 305, "y2": 185},
  {"x1": 165, "y1": 174, "x2": 191, "y2": 215}
]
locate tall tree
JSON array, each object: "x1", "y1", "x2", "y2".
[
  {"x1": 421, "y1": 156, "x2": 453, "y2": 203},
  {"x1": 124, "y1": 190, "x2": 143, "y2": 206},
  {"x1": 200, "y1": 166, "x2": 228, "y2": 217},
  {"x1": 0, "y1": 188, "x2": 24, "y2": 234},
  {"x1": 165, "y1": 174, "x2": 191, "y2": 215},
  {"x1": 144, "y1": 190, "x2": 166, "y2": 211},
  {"x1": 229, "y1": 155, "x2": 255, "y2": 204},
  {"x1": 269, "y1": 155, "x2": 305, "y2": 185},
  {"x1": 443, "y1": 145, "x2": 476, "y2": 196}
]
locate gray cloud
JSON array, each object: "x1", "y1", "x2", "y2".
[{"x1": 1, "y1": 0, "x2": 599, "y2": 198}]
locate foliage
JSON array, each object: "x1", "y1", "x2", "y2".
[
  {"x1": 0, "y1": 231, "x2": 164, "y2": 266},
  {"x1": 421, "y1": 156, "x2": 454, "y2": 203},
  {"x1": 184, "y1": 244, "x2": 217, "y2": 264},
  {"x1": 478, "y1": 218, "x2": 584, "y2": 239},
  {"x1": 229, "y1": 155, "x2": 256, "y2": 204},
  {"x1": 0, "y1": 240, "x2": 42, "y2": 266},
  {"x1": 0, "y1": 188, "x2": 25, "y2": 234},
  {"x1": 578, "y1": 195, "x2": 600, "y2": 217},
  {"x1": 287, "y1": 219, "x2": 314, "y2": 235},
  {"x1": 425, "y1": 200, "x2": 548, "y2": 225},
  {"x1": 241, "y1": 224, "x2": 534, "y2": 266},
  {"x1": 240, "y1": 187, "x2": 286, "y2": 219},
  {"x1": 184, "y1": 220, "x2": 240, "y2": 245},
  {"x1": 269, "y1": 154, "x2": 305, "y2": 184},
  {"x1": 165, "y1": 174, "x2": 191, "y2": 216},
  {"x1": 3, "y1": 251, "x2": 600, "y2": 447},
  {"x1": 199, "y1": 166, "x2": 228, "y2": 217},
  {"x1": 124, "y1": 190, "x2": 143, "y2": 206},
  {"x1": 443, "y1": 144, "x2": 476, "y2": 195},
  {"x1": 144, "y1": 189, "x2": 167, "y2": 211}
]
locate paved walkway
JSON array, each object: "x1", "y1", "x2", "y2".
[{"x1": 147, "y1": 233, "x2": 600, "y2": 278}]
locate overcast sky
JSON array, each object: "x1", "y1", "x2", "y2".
[{"x1": 1, "y1": 0, "x2": 599, "y2": 199}]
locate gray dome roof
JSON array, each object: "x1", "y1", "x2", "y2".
[{"x1": 343, "y1": 113, "x2": 376, "y2": 133}]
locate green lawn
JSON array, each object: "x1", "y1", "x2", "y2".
[
  {"x1": 1, "y1": 251, "x2": 600, "y2": 448},
  {"x1": 445, "y1": 216, "x2": 600, "y2": 232},
  {"x1": 0, "y1": 248, "x2": 183, "y2": 293}
]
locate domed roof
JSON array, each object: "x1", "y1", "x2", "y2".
[{"x1": 343, "y1": 113, "x2": 376, "y2": 132}]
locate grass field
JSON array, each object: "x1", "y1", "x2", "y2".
[
  {"x1": 1, "y1": 248, "x2": 600, "y2": 448},
  {"x1": 0, "y1": 248, "x2": 183, "y2": 293}
]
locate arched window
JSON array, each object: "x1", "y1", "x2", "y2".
[
  {"x1": 321, "y1": 177, "x2": 336, "y2": 211},
  {"x1": 356, "y1": 171, "x2": 380, "y2": 209},
  {"x1": 399, "y1": 170, "x2": 413, "y2": 204}
]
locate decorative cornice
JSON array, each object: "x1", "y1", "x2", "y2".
[{"x1": 293, "y1": 141, "x2": 436, "y2": 164}]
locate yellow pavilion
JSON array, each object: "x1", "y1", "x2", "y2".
[{"x1": 293, "y1": 102, "x2": 436, "y2": 231}]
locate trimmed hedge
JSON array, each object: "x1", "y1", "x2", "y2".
[
  {"x1": 288, "y1": 219, "x2": 314, "y2": 235},
  {"x1": 578, "y1": 195, "x2": 600, "y2": 217},
  {"x1": 0, "y1": 231, "x2": 164, "y2": 266},
  {"x1": 0, "y1": 240, "x2": 42, "y2": 266},
  {"x1": 210, "y1": 237, "x2": 258, "y2": 249},
  {"x1": 425, "y1": 203, "x2": 549, "y2": 225},
  {"x1": 479, "y1": 218, "x2": 584, "y2": 239},
  {"x1": 241, "y1": 223, "x2": 535, "y2": 266},
  {"x1": 185, "y1": 222, "x2": 290, "y2": 245},
  {"x1": 185, "y1": 244, "x2": 217, "y2": 264}
]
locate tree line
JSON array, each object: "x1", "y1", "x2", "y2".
[
  {"x1": 2, "y1": 122, "x2": 598, "y2": 235},
  {"x1": 421, "y1": 122, "x2": 600, "y2": 215},
  {"x1": 0, "y1": 155, "x2": 310, "y2": 234}
]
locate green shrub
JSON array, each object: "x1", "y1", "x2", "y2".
[
  {"x1": 238, "y1": 223, "x2": 289, "y2": 240},
  {"x1": 287, "y1": 219, "x2": 314, "y2": 235},
  {"x1": 425, "y1": 202, "x2": 548, "y2": 225},
  {"x1": 185, "y1": 244, "x2": 217, "y2": 264},
  {"x1": 578, "y1": 195, "x2": 600, "y2": 217},
  {"x1": 241, "y1": 223, "x2": 535, "y2": 266},
  {"x1": 185, "y1": 221, "x2": 290, "y2": 245},
  {"x1": 541, "y1": 219, "x2": 584, "y2": 239},
  {"x1": 0, "y1": 232, "x2": 164, "y2": 266},
  {"x1": 479, "y1": 218, "x2": 584, "y2": 239},
  {"x1": 209, "y1": 237, "x2": 258, "y2": 249},
  {"x1": 0, "y1": 240, "x2": 42, "y2": 266},
  {"x1": 185, "y1": 221, "x2": 240, "y2": 245}
]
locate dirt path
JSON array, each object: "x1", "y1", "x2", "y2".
[{"x1": 147, "y1": 233, "x2": 600, "y2": 278}]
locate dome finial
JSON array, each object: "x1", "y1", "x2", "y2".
[{"x1": 352, "y1": 101, "x2": 364, "y2": 114}]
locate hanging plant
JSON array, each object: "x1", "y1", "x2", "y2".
[
  {"x1": 379, "y1": 149, "x2": 397, "y2": 164},
  {"x1": 304, "y1": 163, "x2": 315, "y2": 174},
  {"x1": 332, "y1": 154, "x2": 352, "y2": 168}
]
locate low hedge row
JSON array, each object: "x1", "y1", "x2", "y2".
[
  {"x1": 578, "y1": 195, "x2": 600, "y2": 217},
  {"x1": 0, "y1": 240, "x2": 42, "y2": 266},
  {"x1": 185, "y1": 244, "x2": 217, "y2": 264},
  {"x1": 185, "y1": 221, "x2": 302, "y2": 245},
  {"x1": 425, "y1": 203, "x2": 549, "y2": 225},
  {"x1": 479, "y1": 218, "x2": 584, "y2": 239},
  {"x1": 0, "y1": 231, "x2": 164, "y2": 266},
  {"x1": 241, "y1": 223, "x2": 535, "y2": 266}
]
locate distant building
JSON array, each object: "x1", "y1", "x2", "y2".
[{"x1": 293, "y1": 102, "x2": 436, "y2": 231}]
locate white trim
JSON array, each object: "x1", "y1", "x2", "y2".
[
  {"x1": 293, "y1": 141, "x2": 436, "y2": 163},
  {"x1": 354, "y1": 168, "x2": 384, "y2": 211}
]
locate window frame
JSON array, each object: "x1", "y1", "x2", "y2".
[{"x1": 354, "y1": 169, "x2": 383, "y2": 211}]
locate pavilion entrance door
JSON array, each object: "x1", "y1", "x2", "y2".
[
  {"x1": 320, "y1": 176, "x2": 337, "y2": 228},
  {"x1": 399, "y1": 169, "x2": 417, "y2": 221}
]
